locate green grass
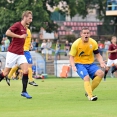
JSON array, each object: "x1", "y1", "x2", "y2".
[{"x1": 0, "y1": 77, "x2": 117, "y2": 117}]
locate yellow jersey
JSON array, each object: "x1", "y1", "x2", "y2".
[
  {"x1": 24, "y1": 28, "x2": 31, "y2": 51},
  {"x1": 69, "y1": 38, "x2": 98, "y2": 64}
]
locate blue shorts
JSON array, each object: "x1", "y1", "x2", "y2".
[
  {"x1": 24, "y1": 51, "x2": 33, "y2": 64},
  {"x1": 75, "y1": 63, "x2": 100, "y2": 80},
  {"x1": 55, "y1": 50, "x2": 60, "y2": 55}
]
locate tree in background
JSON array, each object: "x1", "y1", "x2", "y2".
[{"x1": 0, "y1": 0, "x2": 116, "y2": 38}]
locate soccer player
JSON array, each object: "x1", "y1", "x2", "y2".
[
  {"x1": 24, "y1": 26, "x2": 38, "y2": 86},
  {"x1": 7, "y1": 25, "x2": 38, "y2": 86},
  {"x1": 0, "y1": 11, "x2": 33, "y2": 99},
  {"x1": 69, "y1": 27, "x2": 106, "y2": 101},
  {"x1": 104, "y1": 36, "x2": 117, "y2": 80}
]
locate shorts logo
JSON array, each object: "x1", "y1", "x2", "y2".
[
  {"x1": 29, "y1": 58, "x2": 31, "y2": 62},
  {"x1": 7, "y1": 62, "x2": 9, "y2": 65},
  {"x1": 80, "y1": 71, "x2": 83, "y2": 75},
  {"x1": 21, "y1": 30, "x2": 25, "y2": 32}
]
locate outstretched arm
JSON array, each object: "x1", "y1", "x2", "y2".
[
  {"x1": 69, "y1": 55, "x2": 77, "y2": 72},
  {"x1": 95, "y1": 53, "x2": 106, "y2": 68}
]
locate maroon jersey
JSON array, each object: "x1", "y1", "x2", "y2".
[
  {"x1": 108, "y1": 44, "x2": 117, "y2": 60},
  {"x1": 8, "y1": 22, "x2": 26, "y2": 55}
]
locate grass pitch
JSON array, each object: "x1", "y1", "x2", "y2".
[{"x1": 0, "y1": 77, "x2": 117, "y2": 117}]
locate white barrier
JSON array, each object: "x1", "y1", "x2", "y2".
[
  {"x1": 0, "y1": 51, "x2": 46, "y2": 75},
  {"x1": 54, "y1": 60, "x2": 79, "y2": 77}
]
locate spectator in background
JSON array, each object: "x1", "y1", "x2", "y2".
[
  {"x1": 46, "y1": 39, "x2": 52, "y2": 60},
  {"x1": 1, "y1": 37, "x2": 5, "y2": 43},
  {"x1": 98, "y1": 41, "x2": 104, "y2": 56},
  {"x1": 32, "y1": 63, "x2": 36, "y2": 76},
  {"x1": 55, "y1": 40, "x2": 61, "y2": 60},
  {"x1": 0, "y1": 59, "x2": 2, "y2": 72},
  {"x1": 104, "y1": 40, "x2": 111, "y2": 50},
  {"x1": 35, "y1": 39, "x2": 39, "y2": 52},
  {"x1": 64, "y1": 40, "x2": 71, "y2": 56},
  {"x1": 31, "y1": 39, "x2": 36, "y2": 51},
  {"x1": 1, "y1": 41, "x2": 5, "y2": 52},
  {"x1": 41, "y1": 40, "x2": 47, "y2": 56},
  {"x1": 4, "y1": 37, "x2": 10, "y2": 52}
]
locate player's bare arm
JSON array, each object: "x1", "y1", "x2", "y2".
[
  {"x1": 95, "y1": 53, "x2": 106, "y2": 68},
  {"x1": 108, "y1": 49, "x2": 117, "y2": 53},
  {"x1": 69, "y1": 55, "x2": 77, "y2": 72},
  {"x1": 6, "y1": 29, "x2": 27, "y2": 39}
]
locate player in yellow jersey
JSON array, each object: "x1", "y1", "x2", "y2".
[
  {"x1": 69, "y1": 27, "x2": 106, "y2": 101},
  {"x1": 23, "y1": 26, "x2": 38, "y2": 86},
  {"x1": 7, "y1": 25, "x2": 38, "y2": 86}
]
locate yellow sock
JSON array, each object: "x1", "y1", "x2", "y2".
[
  {"x1": 28, "y1": 68, "x2": 34, "y2": 82},
  {"x1": 8, "y1": 65, "x2": 18, "y2": 79},
  {"x1": 84, "y1": 81, "x2": 93, "y2": 98},
  {"x1": 91, "y1": 76, "x2": 102, "y2": 91},
  {"x1": 18, "y1": 75, "x2": 22, "y2": 80}
]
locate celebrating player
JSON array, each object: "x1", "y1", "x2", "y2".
[{"x1": 69, "y1": 27, "x2": 106, "y2": 101}]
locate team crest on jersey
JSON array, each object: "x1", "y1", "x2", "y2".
[{"x1": 89, "y1": 44, "x2": 92, "y2": 48}]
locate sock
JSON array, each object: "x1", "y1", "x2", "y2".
[
  {"x1": 104, "y1": 70, "x2": 108, "y2": 79},
  {"x1": 111, "y1": 66, "x2": 117, "y2": 74},
  {"x1": 91, "y1": 76, "x2": 102, "y2": 91},
  {"x1": 8, "y1": 65, "x2": 18, "y2": 79},
  {"x1": 28, "y1": 68, "x2": 34, "y2": 82},
  {"x1": 84, "y1": 81, "x2": 92, "y2": 98},
  {"x1": 22, "y1": 74, "x2": 28, "y2": 92},
  {"x1": 15, "y1": 69, "x2": 20, "y2": 79},
  {"x1": 0, "y1": 72, "x2": 5, "y2": 81},
  {"x1": 18, "y1": 76, "x2": 22, "y2": 80},
  {"x1": 18, "y1": 73, "x2": 22, "y2": 80}
]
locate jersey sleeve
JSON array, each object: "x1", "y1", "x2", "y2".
[
  {"x1": 93, "y1": 40, "x2": 98, "y2": 51},
  {"x1": 9, "y1": 22, "x2": 19, "y2": 33},
  {"x1": 27, "y1": 28, "x2": 31, "y2": 38},
  {"x1": 108, "y1": 45, "x2": 113, "y2": 51},
  {"x1": 69, "y1": 41, "x2": 78, "y2": 56}
]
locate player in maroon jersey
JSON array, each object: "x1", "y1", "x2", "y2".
[
  {"x1": 104, "y1": 36, "x2": 117, "y2": 81},
  {"x1": 0, "y1": 11, "x2": 33, "y2": 99}
]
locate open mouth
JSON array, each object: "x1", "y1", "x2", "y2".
[{"x1": 85, "y1": 37, "x2": 88, "y2": 39}]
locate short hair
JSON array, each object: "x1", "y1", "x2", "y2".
[
  {"x1": 111, "y1": 36, "x2": 116, "y2": 39},
  {"x1": 81, "y1": 27, "x2": 90, "y2": 32},
  {"x1": 22, "y1": 10, "x2": 32, "y2": 19}
]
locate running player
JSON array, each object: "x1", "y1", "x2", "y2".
[
  {"x1": 7, "y1": 25, "x2": 38, "y2": 86},
  {"x1": 104, "y1": 36, "x2": 117, "y2": 80},
  {"x1": 0, "y1": 11, "x2": 33, "y2": 99}
]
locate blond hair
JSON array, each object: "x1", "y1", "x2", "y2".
[
  {"x1": 22, "y1": 10, "x2": 32, "y2": 19},
  {"x1": 111, "y1": 36, "x2": 116, "y2": 39}
]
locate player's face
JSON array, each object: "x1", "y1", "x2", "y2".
[
  {"x1": 80, "y1": 29, "x2": 90, "y2": 42},
  {"x1": 111, "y1": 37, "x2": 117, "y2": 44},
  {"x1": 25, "y1": 14, "x2": 33, "y2": 25}
]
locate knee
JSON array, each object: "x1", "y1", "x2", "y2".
[
  {"x1": 22, "y1": 69, "x2": 28, "y2": 74},
  {"x1": 3, "y1": 68, "x2": 11, "y2": 76},
  {"x1": 97, "y1": 70, "x2": 104, "y2": 78},
  {"x1": 84, "y1": 75, "x2": 90, "y2": 81}
]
